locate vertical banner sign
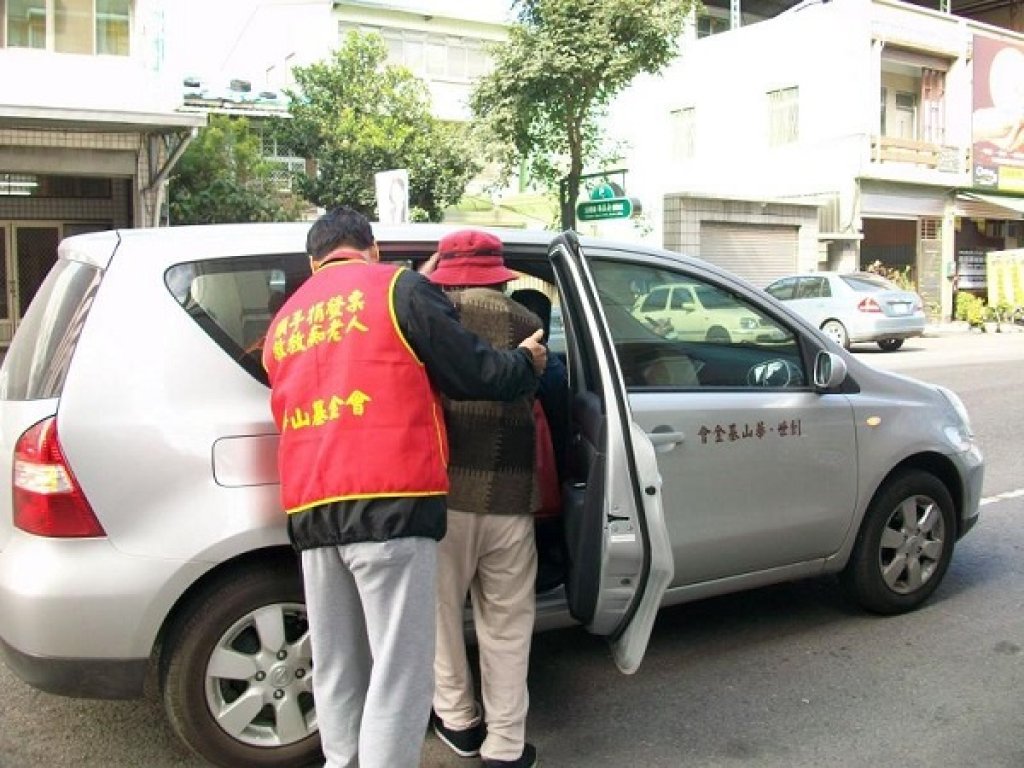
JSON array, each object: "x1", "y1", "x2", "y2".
[
  {"x1": 375, "y1": 169, "x2": 409, "y2": 224},
  {"x1": 972, "y1": 36, "x2": 1024, "y2": 193}
]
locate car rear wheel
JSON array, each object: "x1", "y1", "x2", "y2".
[
  {"x1": 841, "y1": 470, "x2": 955, "y2": 615},
  {"x1": 820, "y1": 320, "x2": 849, "y2": 349},
  {"x1": 705, "y1": 326, "x2": 731, "y2": 343},
  {"x1": 162, "y1": 560, "x2": 319, "y2": 768},
  {"x1": 877, "y1": 338, "x2": 904, "y2": 352}
]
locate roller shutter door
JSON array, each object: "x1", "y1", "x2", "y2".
[{"x1": 699, "y1": 222, "x2": 798, "y2": 288}]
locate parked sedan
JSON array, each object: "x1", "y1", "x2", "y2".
[{"x1": 764, "y1": 271, "x2": 926, "y2": 351}]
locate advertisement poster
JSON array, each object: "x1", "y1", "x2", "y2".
[
  {"x1": 374, "y1": 169, "x2": 409, "y2": 225},
  {"x1": 972, "y1": 35, "x2": 1024, "y2": 193}
]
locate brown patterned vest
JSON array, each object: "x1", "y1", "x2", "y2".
[{"x1": 444, "y1": 287, "x2": 541, "y2": 515}]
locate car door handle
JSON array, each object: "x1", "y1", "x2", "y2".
[{"x1": 647, "y1": 428, "x2": 685, "y2": 452}]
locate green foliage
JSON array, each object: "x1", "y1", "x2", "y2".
[
  {"x1": 865, "y1": 260, "x2": 916, "y2": 292},
  {"x1": 471, "y1": 0, "x2": 694, "y2": 228},
  {"x1": 168, "y1": 115, "x2": 301, "y2": 225},
  {"x1": 281, "y1": 32, "x2": 480, "y2": 222},
  {"x1": 955, "y1": 291, "x2": 987, "y2": 330}
]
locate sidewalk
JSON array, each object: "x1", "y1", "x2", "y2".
[{"x1": 925, "y1": 319, "x2": 1024, "y2": 336}]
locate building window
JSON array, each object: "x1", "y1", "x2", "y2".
[
  {"x1": 696, "y1": 12, "x2": 729, "y2": 38},
  {"x1": 339, "y1": 22, "x2": 492, "y2": 83},
  {"x1": 767, "y1": 86, "x2": 799, "y2": 146},
  {"x1": 7, "y1": 0, "x2": 46, "y2": 48},
  {"x1": 894, "y1": 91, "x2": 918, "y2": 140},
  {"x1": 880, "y1": 48, "x2": 948, "y2": 145},
  {"x1": 670, "y1": 107, "x2": 696, "y2": 161},
  {"x1": 96, "y1": 0, "x2": 129, "y2": 55},
  {"x1": 3, "y1": 0, "x2": 130, "y2": 55}
]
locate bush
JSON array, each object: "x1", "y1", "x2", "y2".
[{"x1": 955, "y1": 292, "x2": 987, "y2": 330}]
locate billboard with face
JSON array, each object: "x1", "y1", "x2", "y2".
[{"x1": 973, "y1": 35, "x2": 1024, "y2": 192}]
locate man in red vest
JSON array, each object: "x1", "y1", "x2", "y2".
[{"x1": 263, "y1": 207, "x2": 545, "y2": 768}]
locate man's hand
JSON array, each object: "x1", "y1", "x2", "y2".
[
  {"x1": 518, "y1": 328, "x2": 548, "y2": 375},
  {"x1": 417, "y1": 252, "x2": 440, "y2": 276}
]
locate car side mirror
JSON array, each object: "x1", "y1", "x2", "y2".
[
  {"x1": 813, "y1": 350, "x2": 847, "y2": 390},
  {"x1": 680, "y1": 301, "x2": 695, "y2": 313}
]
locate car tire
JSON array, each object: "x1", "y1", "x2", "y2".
[
  {"x1": 877, "y1": 338, "x2": 904, "y2": 352},
  {"x1": 840, "y1": 470, "x2": 955, "y2": 615},
  {"x1": 820, "y1": 319, "x2": 850, "y2": 349},
  {"x1": 161, "y1": 559, "x2": 319, "y2": 768},
  {"x1": 705, "y1": 326, "x2": 731, "y2": 343}
]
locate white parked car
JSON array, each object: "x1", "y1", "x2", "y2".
[
  {"x1": 764, "y1": 271, "x2": 926, "y2": 351},
  {"x1": 0, "y1": 224, "x2": 982, "y2": 767}
]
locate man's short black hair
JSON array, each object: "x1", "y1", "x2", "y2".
[{"x1": 306, "y1": 206, "x2": 375, "y2": 259}]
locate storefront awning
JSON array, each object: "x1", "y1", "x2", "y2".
[{"x1": 956, "y1": 192, "x2": 1024, "y2": 218}]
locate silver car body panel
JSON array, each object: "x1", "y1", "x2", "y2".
[{"x1": 0, "y1": 223, "x2": 984, "y2": 691}]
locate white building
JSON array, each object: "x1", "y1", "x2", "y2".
[
  {"x1": 613, "y1": 0, "x2": 1024, "y2": 317},
  {"x1": 0, "y1": 0, "x2": 204, "y2": 344}
]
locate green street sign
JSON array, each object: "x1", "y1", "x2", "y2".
[{"x1": 576, "y1": 196, "x2": 637, "y2": 221}]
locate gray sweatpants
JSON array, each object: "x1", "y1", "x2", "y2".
[{"x1": 301, "y1": 537, "x2": 437, "y2": 768}]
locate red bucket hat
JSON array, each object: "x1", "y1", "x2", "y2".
[{"x1": 429, "y1": 229, "x2": 518, "y2": 287}]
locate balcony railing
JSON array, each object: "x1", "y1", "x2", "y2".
[{"x1": 870, "y1": 136, "x2": 966, "y2": 173}]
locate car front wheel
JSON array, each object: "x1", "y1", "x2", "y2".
[
  {"x1": 877, "y1": 338, "x2": 904, "y2": 351},
  {"x1": 161, "y1": 559, "x2": 319, "y2": 768},
  {"x1": 841, "y1": 470, "x2": 955, "y2": 615},
  {"x1": 820, "y1": 319, "x2": 849, "y2": 349}
]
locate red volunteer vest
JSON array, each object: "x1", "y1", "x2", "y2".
[{"x1": 263, "y1": 259, "x2": 448, "y2": 514}]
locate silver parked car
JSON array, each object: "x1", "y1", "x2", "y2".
[
  {"x1": 764, "y1": 271, "x2": 927, "y2": 351},
  {"x1": 0, "y1": 224, "x2": 982, "y2": 768}
]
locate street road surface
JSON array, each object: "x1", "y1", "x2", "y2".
[{"x1": 1, "y1": 331, "x2": 1022, "y2": 768}]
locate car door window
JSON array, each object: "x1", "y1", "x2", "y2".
[
  {"x1": 165, "y1": 253, "x2": 311, "y2": 385},
  {"x1": 765, "y1": 276, "x2": 796, "y2": 300},
  {"x1": 589, "y1": 259, "x2": 805, "y2": 389},
  {"x1": 639, "y1": 287, "x2": 668, "y2": 312}
]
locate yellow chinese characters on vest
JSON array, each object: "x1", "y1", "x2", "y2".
[
  {"x1": 284, "y1": 391, "x2": 373, "y2": 432},
  {"x1": 270, "y1": 290, "x2": 369, "y2": 362}
]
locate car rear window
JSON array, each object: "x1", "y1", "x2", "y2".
[
  {"x1": 165, "y1": 253, "x2": 311, "y2": 385},
  {"x1": 841, "y1": 273, "x2": 895, "y2": 292},
  {"x1": 0, "y1": 259, "x2": 101, "y2": 401}
]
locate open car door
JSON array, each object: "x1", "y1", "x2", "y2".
[{"x1": 549, "y1": 232, "x2": 673, "y2": 674}]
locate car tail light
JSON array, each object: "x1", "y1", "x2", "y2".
[
  {"x1": 12, "y1": 417, "x2": 105, "y2": 538},
  {"x1": 857, "y1": 297, "x2": 882, "y2": 313}
]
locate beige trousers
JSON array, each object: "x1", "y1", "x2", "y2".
[{"x1": 433, "y1": 509, "x2": 537, "y2": 762}]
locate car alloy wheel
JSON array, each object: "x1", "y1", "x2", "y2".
[
  {"x1": 204, "y1": 602, "x2": 315, "y2": 748},
  {"x1": 841, "y1": 469, "x2": 955, "y2": 615},
  {"x1": 162, "y1": 559, "x2": 320, "y2": 768},
  {"x1": 820, "y1": 319, "x2": 849, "y2": 349}
]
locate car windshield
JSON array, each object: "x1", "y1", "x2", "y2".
[{"x1": 841, "y1": 273, "x2": 897, "y2": 292}]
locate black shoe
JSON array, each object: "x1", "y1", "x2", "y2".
[
  {"x1": 431, "y1": 710, "x2": 486, "y2": 758},
  {"x1": 482, "y1": 743, "x2": 537, "y2": 768}
]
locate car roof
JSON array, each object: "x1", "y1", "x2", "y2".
[{"x1": 58, "y1": 221, "x2": 689, "y2": 271}]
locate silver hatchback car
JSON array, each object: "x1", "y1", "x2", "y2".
[{"x1": 0, "y1": 223, "x2": 983, "y2": 768}]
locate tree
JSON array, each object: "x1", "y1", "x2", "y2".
[
  {"x1": 168, "y1": 115, "x2": 301, "y2": 225},
  {"x1": 282, "y1": 32, "x2": 480, "y2": 222},
  {"x1": 471, "y1": 0, "x2": 694, "y2": 229}
]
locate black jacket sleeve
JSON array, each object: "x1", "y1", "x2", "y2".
[{"x1": 394, "y1": 269, "x2": 538, "y2": 401}]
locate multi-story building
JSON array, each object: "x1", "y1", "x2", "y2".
[
  {"x1": 613, "y1": 0, "x2": 1024, "y2": 317},
  {"x1": 0, "y1": 0, "x2": 204, "y2": 344}
]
